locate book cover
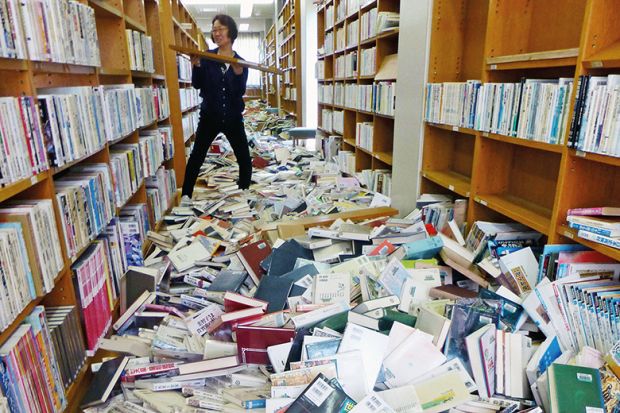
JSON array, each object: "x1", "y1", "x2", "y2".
[
  {"x1": 285, "y1": 373, "x2": 356, "y2": 413},
  {"x1": 81, "y1": 357, "x2": 129, "y2": 408},
  {"x1": 237, "y1": 240, "x2": 272, "y2": 284},
  {"x1": 235, "y1": 325, "x2": 296, "y2": 365},
  {"x1": 548, "y1": 363, "x2": 604, "y2": 413}
]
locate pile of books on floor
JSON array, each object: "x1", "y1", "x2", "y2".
[
  {"x1": 62, "y1": 136, "x2": 620, "y2": 413},
  {"x1": 566, "y1": 206, "x2": 620, "y2": 249},
  {"x1": 243, "y1": 100, "x2": 297, "y2": 137}
]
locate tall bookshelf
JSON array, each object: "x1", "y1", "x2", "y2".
[
  {"x1": 316, "y1": 0, "x2": 399, "y2": 174},
  {"x1": 263, "y1": 24, "x2": 278, "y2": 107},
  {"x1": 278, "y1": 0, "x2": 302, "y2": 124},
  {"x1": 0, "y1": 0, "x2": 204, "y2": 409},
  {"x1": 420, "y1": 0, "x2": 620, "y2": 261}
]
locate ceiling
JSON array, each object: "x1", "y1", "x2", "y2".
[{"x1": 182, "y1": 1, "x2": 276, "y2": 34}]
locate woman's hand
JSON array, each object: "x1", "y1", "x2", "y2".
[
  {"x1": 231, "y1": 62, "x2": 243, "y2": 75},
  {"x1": 191, "y1": 56, "x2": 201, "y2": 66}
]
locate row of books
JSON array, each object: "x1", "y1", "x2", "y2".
[
  {"x1": 355, "y1": 121, "x2": 373, "y2": 151},
  {"x1": 138, "y1": 132, "x2": 166, "y2": 178},
  {"x1": 182, "y1": 110, "x2": 199, "y2": 142},
  {"x1": 318, "y1": 83, "x2": 333, "y2": 104},
  {"x1": 335, "y1": 51, "x2": 357, "y2": 78},
  {"x1": 321, "y1": 109, "x2": 334, "y2": 134},
  {"x1": 158, "y1": 126, "x2": 174, "y2": 161},
  {"x1": 153, "y1": 86, "x2": 170, "y2": 121},
  {"x1": 283, "y1": 86, "x2": 297, "y2": 101},
  {"x1": 347, "y1": 19, "x2": 359, "y2": 48},
  {"x1": 135, "y1": 87, "x2": 158, "y2": 127},
  {"x1": 336, "y1": 27, "x2": 345, "y2": 51},
  {"x1": 329, "y1": 82, "x2": 396, "y2": 115},
  {"x1": 360, "y1": 8, "x2": 377, "y2": 41},
  {"x1": 425, "y1": 79, "x2": 574, "y2": 144},
  {"x1": 72, "y1": 240, "x2": 115, "y2": 355},
  {"x1": 569, "y1": 74, "x2": 620, "y2": 158},
  {"x1": 55, "y1": 166, "x2": 116, "y2": 259},
  {"x1": 359, "y1": 46, "x2": 376, "y2": 76},
  {"x1": 324, "y1": 31, "x2": 334, "y2": 55},
  {"x1": 324, "y1": 3, "x2": 334, "y2": 30},
  {"x1": 337, "y1": 150, "x2": 356, "y2": 175},
  {"x1": 566, "y1": 207, "x2": 620, "y2": 250},
  {"x1": 0, "y1": 199, "x2": 64, "y2": 319},
  {"x1": 358, "y1": 168, "x2": 391, "y2": 196},
  {"x1": 179, "y1": 87, "x2": 200, "y2": 111},
  {"x1": 333, "y1": 110, "x2": 344, "y2": 134},
  {"x1": 1, "y1": 0, "x2": 100, "y2": 65},
  {"x1": 146, "y1": 167, "x2": 177, "y2": 226},
  {"x1": 126, "y1": 30, "x2": 154, "y2": 73},
  {"x1": 177, "y1": 54, "x2": 192, "y2": 82},
  {"x1": 109, "y1": 146, "x2": 145, "y2": 208},
  {"x1": 0, "y1": 96, "x2": 49, "y2": 187},
  {"x1": 0, "y1": 306, "x2": 68, "y2": 412},
  {"x1": 316, "y1": 60, "x2": 326, "y2": 80}
]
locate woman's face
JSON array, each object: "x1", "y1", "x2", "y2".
[{"x1": 212, "y1": 20, "x2": 231, "y2": 48}]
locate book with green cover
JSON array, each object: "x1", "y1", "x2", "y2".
[{"x1": 548, "y1": 363, "x2": 604, "y2": 413}]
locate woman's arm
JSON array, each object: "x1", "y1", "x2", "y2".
[
  {"x1": 232, "y1": 65, "x2": 249, "y2": 96},
  {"x1": 192, "y1": 58, "x2": 205, "y2": 89}
]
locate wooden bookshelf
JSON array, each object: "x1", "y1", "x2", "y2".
[
  {"x1": 421, "y1": 0, "x2": 620, "y2": 261},
  {"x1": 0, "y1": 0, "x2": 204, "y2": 408},
  {"x1": 261, "y1": 24, "x2": 277, "y2": 106},
  {"x1": 279, "y1": 0, "x2": 302, "y2": 124},
  {"x1": 316, "y1": 0, "x2": 400, "y2": 175}
]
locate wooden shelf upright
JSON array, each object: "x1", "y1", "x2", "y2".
[
  {"x1": 278, "y1": 0, "x2": 303, "y2": 125},
  {"x1": 420, "y1": 0, "x2": 620, "y2": 263},
  {"x1": 316, "y1": 0, "x2": 400, "y2": 174}
]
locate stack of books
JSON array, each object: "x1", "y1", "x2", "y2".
[
  {"x1": 109, "y1": 145, "x2": 145, "y2": 206},
  {"x1": 138, "y1": 131, "x2": 166, "y2": 178},
  {"x1": 179, "y1": 87, "x2": 200, "y2": 111},
  {"x1": 360, "y1": 47, "x2": 376, "y2": 76},
  {"x1": 361, "y1": 8, "x2": 378, "y2": 41},
  {"x1": 567, "y1": 206, "x2": 620, "y2": 249},
  {"x1": 355, "y1": 121, "x2": 374, "y2": 151},
  {"x1": 100, "y1": 84, "x2": 140, "y2": 142}
]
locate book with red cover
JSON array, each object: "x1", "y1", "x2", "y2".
[
  {"x1": 235, "y1": 325, "x2": 296, "y2": 365},
  {"x1": 224, "y1": 292, "x2": 269, "y2": 313},
  {"x1": 567, "y1": 206, "x2": 620, "y2": 216},
  {"x1": 368, "y1": 240, "x2": 396, "y2": 256},
  {"x1": 236, "y1": 240, "x2": 272, "y2": 284},
  {"x1": 252, "y1": 156, "x2": 270, "y2": 168}
]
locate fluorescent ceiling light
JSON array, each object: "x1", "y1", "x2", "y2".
[
  {"x1": 240, "y1": 1, "x2": 252, "y2": 18},
  {"x1": 239, "y1": 23, "x2": 250, "y2": 31},
  {"x1": 201, "y1": 7, "x2": 218, "y2": 11}
]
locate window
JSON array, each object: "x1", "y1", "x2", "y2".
[{"x1": 207, "y1": 32, "x2": 262, "y2": 87}]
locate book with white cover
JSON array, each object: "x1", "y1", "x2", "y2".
[
  {"x1": 465, "y1": 324, "x2": 496, "y2": 398},
  {"x1": 168, "y1": 241, "x2": 212, "y2": 272},
  {"x1": 397, "y1": 268, "x2": 442, "y2": 314},
  {"x1": 313, "y1": 273, "x2": 351, "y2": 304},
  {"x1": 267, "y1": 342, "x2": 293, "y2": 373},
  {"x1": 377, "y1": 385, "x2": 422, "y2": 413},
  {"x1": 338, "y1": 323, "x2": 389, "y2": 392},
  {"x1": 411, "y1": 358, "x2": 477, "y2": 393},
  {"x1": 414, "y1": 306, "x2": 451, "y2": 349},
  {"x1": 349, "y1": 394, "x2": 396, "y2": 413},
  {"x1": 382, "y1": 330, "x2": 446, "y2": 388},
  {"x1": 412, "y1": 371, "x2": 470, "y2": 413},
  {"x1": 498, "y1": 247, "x2": 539, "y2": 296}
]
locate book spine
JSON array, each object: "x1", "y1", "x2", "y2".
[
  {"x1": 242, "y1": 399, "x2": 267, "y2": 409},
  {"x1": 567, "y1": 222, "x2": 616, "y2": 237},
  {"x1": 577, "y1": 229, "x2": 620, "y2": 249},
  {"x1": 566, "y1": 207, "x2": 605, "y2": 216}
]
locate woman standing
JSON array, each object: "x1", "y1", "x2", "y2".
[{"x1": 181, "y1": 14, "x2": 251, "y2": 203}]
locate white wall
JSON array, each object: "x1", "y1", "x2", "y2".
[
  {"x1": 301, "y1": 0, "x2": 317, "y2": 128},
  {"x1": 391, "y1": 0, "x2": 433, "y2": 216}
]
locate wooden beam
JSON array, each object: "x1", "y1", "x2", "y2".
[{"x1": 170, "y1": 45, "x2": 284, "y2": 75}]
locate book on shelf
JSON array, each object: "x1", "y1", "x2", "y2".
[
  {"x1": 376, "y1": 11, "x2": 399, "y2": 34},
  {"x1": 39, "y1": 87, "x2": 108, "y2": 168},
  {"x1": 119, "y1": 203, "x2": 150, "y2": 267},
  {"x1": 179, "y1": 87, "x2": 201, "y2": 111},
  {"x1": 0, "y1": 306, "x2": 69, "y2": 412},
  {"x1": 361, "y1": 8, "x2": 377, "y2": 41},
  {"x1": 0, "y1": 96, "x2": 49, "y2": 186},
  {"x1": 0, "y1": 199, "x2": 64, "y2": 297},
  {"x1": 569, "y1": 74, "x2": 620, "y2": 158},
  {"x1": 55, "y1": 167, "x2": 116, "y2": 258},
  {"x1": 109, "y1": 145, "x2": 143, "y2": 207},
  {"x1": 153, "y1": 86, "x2": 170, "y2": 121},
  {"x1": 14, "y1": 0, "x2": 100, "y2": 65},
  {"x1": 99, "y1": 84, "x2": 139, "y2": 142},
  {"x1": 135, "y1": 87, "x2": 157, "y2": 127},
  {"x1": 177, "y1": 54, "x2": 192, "y2": 82},
  {"x1": 126, "y1": 30, "x2": 154, "y2": 73},
  {"x1": 425, "y1": 78, "x2": 574, "y2": 144},
  {"x1": 72, "y1": 241, "x2": 115, "y2": 355}
]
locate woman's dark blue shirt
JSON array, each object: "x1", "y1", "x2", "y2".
[{"x1": 191, "y1": 48, "x2": 249, "y2": 121}]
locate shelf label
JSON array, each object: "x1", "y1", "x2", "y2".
[
  {"x1": 448, "y1": 185, "x2": 455, "y2": 191},
  {"x1": 476, "y1": 198, "x2": 488, "y2": 206},
  {"x1": 564, "y1": 231, "x2": 574, "y2": 239},
  {"x1": 576, "y1": 150, "x2": 586, "y2": 157},
  {"x1": 591, "y1": 60, "x2": 603, "y2": 68},
  {"x1": 465, "y1": 192, "x2": 471, "y2": 197},
  {"x1": 482, "y1": 132, "x2": 489, "y2": 137},
  {"x1": 452, "y1": 126, "x2": 459, "y2": 132},
  {"x1": 490, "y1": 64, "x2": 497, "y2": 70},
  {"x1": 31, "y1": 176, "x2": 37, "y2": 185}
]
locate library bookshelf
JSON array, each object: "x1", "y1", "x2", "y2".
[
  {"x1": 316, "y1": 0, "x2": 399, "y2": 173},
  {"x1": 420, "y1": 0, "x2": 620, "y2": 261},
  {"x1": 262, "y1": 24, "x2": 277, "y2": 107},
  {"x1": 278, "y1": 0, "x2": 302, "y2": 124},
  {"x1": 0, "y1": 0, "x2": 204, "y2": 410}
]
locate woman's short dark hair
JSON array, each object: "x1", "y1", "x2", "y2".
[{"x1": 212, "y1": 14, "x2": 238, "y2": 43}]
